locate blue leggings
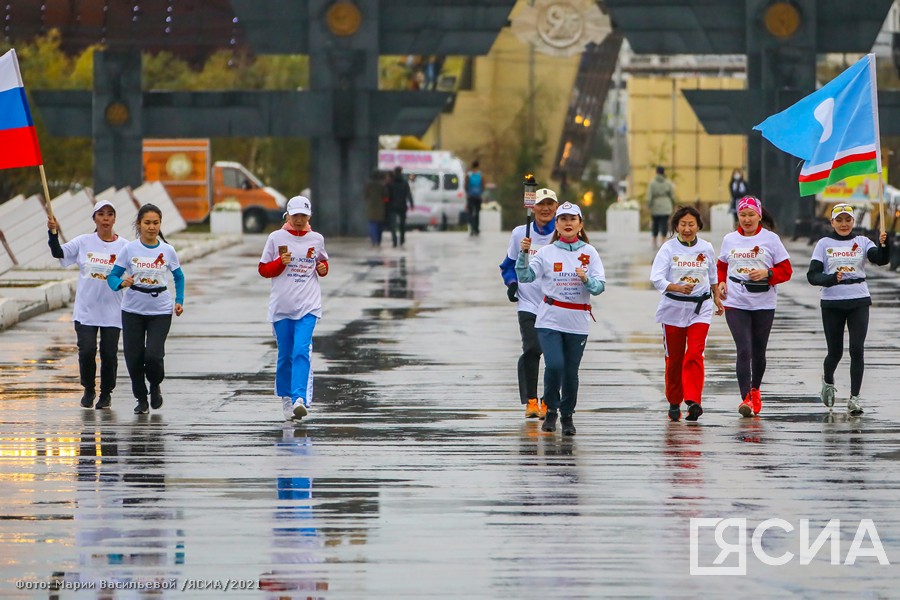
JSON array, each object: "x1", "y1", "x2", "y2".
[
  {"x1": 537, "y1": 328, "x2": 588, "y2": 415},
  {"x1": 273, "y1": 314, "x2": 318, "y2": 405}
]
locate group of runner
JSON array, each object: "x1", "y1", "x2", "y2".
[{"x1": 502, "y1": 190, "x2": 890, "y2": 432}]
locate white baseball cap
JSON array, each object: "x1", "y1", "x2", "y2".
[
  {"x1": 535, "y1": 188, "x2": 559, "y2": 204},
  {"x1": 556, "y1": 202, "x2": 583, "y2": 218},
  {"x1": 92, "y1": 199, "x2": 116, "y2": 215},
  {"x1": 284, "y1": 195, "x2": 312, "y2": 217}
]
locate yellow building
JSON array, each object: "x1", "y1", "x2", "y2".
[
  {"x1": 627, "y1": 76, "x2": 746, "y2": 204},
  {"x1": 421, "y1": 1, "x2": 581, "y2": 184}
]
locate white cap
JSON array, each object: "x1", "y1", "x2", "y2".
[
  {"x1": 556, "y1": 202, "x2": 582, "y2": 218},
  {"x1": 284, "y1": 195, "x2": 312, "y2": 217},
  {"x1": 535, "y1": 188, "x2": 558, "y2": 204},
  {"x1": 92, "y1": 199, "x2": 115, "y2": 215}
]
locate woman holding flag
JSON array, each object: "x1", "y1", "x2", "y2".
[{"x1": 807, "y1": 203, "x2": 889, "y2": 415}]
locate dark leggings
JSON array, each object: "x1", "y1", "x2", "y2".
[
  {"x1": 121, "y1": 311, "x2": 172, "y2": 400},
  {"x1": 517, "y1": 311, "x2": 542, "y2": 404},
  {"x1": 725, "y1": 308, "x2": 775, "y2": 399},
  {"x1": 74, "y1": 321, "x2": 120, "y2": 393},
  {"x1": 822, "y1": 304, "x2": 869, "y2": 397},
  {"x1": 536, "y1": 328, "x2": 587, "y2": 415}
]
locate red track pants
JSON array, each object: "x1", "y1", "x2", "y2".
[{"x1": 663, "y1": 322, "x2": 709, "y2": 406}]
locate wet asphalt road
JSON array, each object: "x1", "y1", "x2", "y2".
[{"x1": 1, "y1": 229, "x2": 900, "y2": 598}]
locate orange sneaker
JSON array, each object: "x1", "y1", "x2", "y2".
[
  {"x1": 749, "y1": 388, "x2": 762, "y2": 415},
  {"x1": 738, "y1": 393, "x2": 753, "y2": 418},
  {"x1": 525, "y1": 398, "x2": 540, "y2": 418},
  {"x1": 538, "y1": 398, "x2": 548, "y2": 419}
]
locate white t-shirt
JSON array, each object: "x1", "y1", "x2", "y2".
[
  {"x1": 650, "y1": 237, "x2": 718, "y2": 327},
  {"x1": 59, "y1": 233, "x2": 130, "y2": 328},
  {"x1": 114, "y1": 240, "x2": 181, "y2": 316},
  {"x1": 528, "y1": 243, "x2": 605, "y2": 335},
  {"x1": 505, "y1": 223, "x2": 556, "y2": 314},
  {"x1": 811, "y1": 235, "x2": 875, "y2": 301},
  {"x1": 718, "y1": 228, "x2": 790, "y2": 311},
  {"x1": 260, "y1": 229, "x2": 329, "y2": 322}
]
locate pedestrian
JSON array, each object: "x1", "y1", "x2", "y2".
[
  {"x1": 650, "y1": 206, "x2": 724, "y2": 422},
  {"x1": 499, "y1": 188, "x2": 559, "y2": 420},
  {"x1": 387, "y1": 166, "x2": 413, "y2": 247},
  {"x1": 465, "y1": 160, "x2": 485, "y2": 237},
  {"x1": 646, "y1": 165, "x2": 675, "y2": 247},
  {"x1": 47, "y1": 200, "x2": 129, "y2": 409},
  {"x1": 515, "y1": 201, "x2": 606, "y2": 436},
  {"x1": 715, "y1": 195, "x2": 792, "y2": 417},
  {"x1": 729, "y1": 168, "x2": 748, "y2": 225},
  {"x1": 807, "y1": 203, "x2": 889, "y2": 415},
  {"x1": 106, "y1": 204, "x2": 185, "y2": 414},
  {"x1": 258, "y1": 195, "x2": 329, "y2": 421},
  {"x1": 365, "y1": 169, "x2": 388, "y2": 247}
]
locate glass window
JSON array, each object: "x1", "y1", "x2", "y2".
[
  {"x1": 443, "y1": 174, "x2": 459, "y2": 190},
  {"x1": 222, "y1": 168, "x2": 241, "y2": 189}
]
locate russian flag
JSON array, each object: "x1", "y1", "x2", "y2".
[{"x1": 0, "y1": 49, "x2": 43, "y2": 170}]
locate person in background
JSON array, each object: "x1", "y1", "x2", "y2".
[
  {"x1": 807, "y1": 203, "x2": 889, "y2": 416},
  {"x1": 499, "y1": 188, "x2": 559, "y2": 420},
  {"x1": 47, "y1": 200, "x2": 129, "y2": 409},
  {"x1": 107, "y1": 204, "x2": 185, "y2": 414},
  {"x1": 258, "y1": 196, "x2": 329, "y2": 421},
  {"x1": 465, "y1": 161, "x2": 485, "y2": 237},
  {"x1": 729, "y1": 169, "x2": 748, "y2": 225},
  {"x1": 716, "y1": 196, "x2": 792, "y2": 418},
  {"x1": 650, "y1": 206, "x2": 723, "y2": 422},
  {"x1": 516, "y1": 202, "x2": 606, "y2": 436},
  {"x1": 365, "y1": 169, "x2": 388, "y2": 247},
  {"x1": 646, "y1": 166, "x2": 675, "y2": 248},
  {"x1": 387, "y1": 166, "x2": 414, "y2": 248}
]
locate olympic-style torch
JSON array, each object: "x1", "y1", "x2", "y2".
[{"x1": 523, "y1": 173, "x2": 537, "y2": 238}]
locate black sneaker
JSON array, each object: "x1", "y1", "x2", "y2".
[
  {"x1": 94, "y1": 391, "x2": 112, "y2": 409},
  {"x1": 560, "y1": 414, "x2": 576, "y2": 436},
  {"x1": 541, "y1": 411, "x2": 558, "y2": 432},
  {"x1": 686, "y1": 402, "x2": 703, "y2": 422},
  {"x1": 80, "y1": 390, "x2": 96, "y2": 408},
  {"x1": 150, "y1": 386, "x2": 163, "y2": 410},
  {"x1": 134, "y1": 398, "x2": 149, "y2": 414},
  {"x1": 667, "y1": 404, "x2": 681, "y2": 422}
]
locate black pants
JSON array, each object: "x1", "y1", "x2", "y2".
[
  {"x1": 388, "y1": 210, "x2": 406, "y2": 247},
  {"x1": 651, "y1": 215, "x2": 668, "y2": 238},
  {"x1": 467, "y1": 196, "x2": 482, "y2": 235},
  {"x1": 121, "y1": 311, "x2": 172, "y2": 400},
  {"x1": 74, "y1": 321, "x2": 120, "y2": 393},
  {"x1": 822, "y1": 304, "x2": 869, "y2": 397},
  {"x1": 517, "y1": 311, "x2": 542, "y2": 404},
  {"x1": 725, "y1": 308, "x2": 775, "y2": 399}
]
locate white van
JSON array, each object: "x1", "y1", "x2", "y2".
[{"x1": 378, "y1": 150, "x2": 467, "y2": 229}]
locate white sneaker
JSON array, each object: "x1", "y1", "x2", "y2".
[
  {"x1": 820, "y1": 378, "x2": 836, "y2": 408},
  {"x1": 847, "y1": 396, "x2": 863, "y2": 416},
  {"x1": 292, "y1": 398, "x2": 308, "y2": 419},
  {"x1": 281, "y1": 396, "x2": 293, "y2": 420}
]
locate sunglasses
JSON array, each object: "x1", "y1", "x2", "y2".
[{"x1": 831, "y1": 205, "x2": 854, "y2": 219}]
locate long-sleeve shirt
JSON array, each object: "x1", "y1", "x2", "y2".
[
  {"x1": 650, "y1": 236, "x2": 718, "y2": 327},
  {"x1": 807, "y1": 232, "x2": 889, "y2": 307}
]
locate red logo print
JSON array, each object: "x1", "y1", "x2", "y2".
[
  {"x1": 751, "y1": 246, "x2": 760, "y2": 257},
  {"x1": 697, "y1": 253, "x2": 706, "y2": 263},
  {"x1": 851, "y1": 242, "x2": 859, "y2": 252},
  {"x1": 553, "y1": 262, "x2": 563, "y2": 272},
  {"x1": 306, "y1": 247, "x2": 316, "y2": 258},
  {"x1": 108, "y1": 254, "x2": 116, "y2": 264},
  {"x1": 152, "y1": 252, "x2": 165, "y2": 267},
  {"x1": 577, "y1": 253, "x2": 591, "y2": 267}
]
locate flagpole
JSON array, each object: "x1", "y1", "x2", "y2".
[
  {"x1": 39, "y1": 164, "x2": 57, "y2": 234},
  {"x1": 868, "y1": 53, "x2": 886, "y2": 236}
]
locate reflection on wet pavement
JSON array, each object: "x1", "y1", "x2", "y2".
[{"x1": 1, "y1": 231, "x2": 900, "y2": 597}]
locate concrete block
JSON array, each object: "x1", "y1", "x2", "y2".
[
  {"x1": 0, "y1": 297, "x2": 19, "y2": 330},
  {"x1": 210, "y1": 210, "x2": 243, "y2": 234},
  {"x1": 110, "y1": 188, "x2": 139, "y2": 232},
  {"x1": 51, "y1": 189, "x2": 96, "y2": 241},
  {"x1": 606, "y1": 208, "x2": 640, "y2": 236},
  {"x1": 3, "y1": 195, "x2": 60, "y2": 269},
  {"x1": 134, "y1": 182, "x2": 188, "y2": 234}
]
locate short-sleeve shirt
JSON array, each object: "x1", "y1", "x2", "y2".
[
  {"x1": 650, "y1": 237, "x2": 718, "y2": 327},
  {"x1": 59, "y1": 233, "x2": 130, "y2": 327},
  {"x1": 529, "y1": 243, "x2": 605, "y2": 335},
  {"x1": 260, "y1": 229, "x2": 329, "y2": 322},
  {"x1": 505, "y1": 224, "x2": 556, "y2": 314},
  {"x1": 718, "y1": 228, "x2": 790, "y2": 311},
  {"x1": 113, "y1": 239, "x2": 181, "y2": 316},
  {"x1": 811, "y1": 235, "x2": 875, "y2": 302}
]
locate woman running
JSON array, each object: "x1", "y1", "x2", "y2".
[
  {"x1": 716, "y1": 196, "x2": 792, "y2": 417},
  {"x1": 807, "y1": 203, "x2": 889, "y2": 415}
]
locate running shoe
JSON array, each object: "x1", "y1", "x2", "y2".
[
  {"x1": 282, "y1": 396, "x2": 293, "y2": 420},
  {"x1": 95, "y1": 391, "x2": 112, "y2": 409},
  {"x1": 538, "y1": 398, "x2": 548, "y2": 420},
  {"x1": 667, "y1": 404, "x2": 681, "y2": 422},
  {"x1": 560, "y1": 414, "x2": 576, "y2": 436},
  {"x1": 525, "y1": 398, "x2": 540, "y2": 418},
  {"x1": 738, "y1": 393, "x2": 753, "y2": 418},
  {"x1": 541, "y1": 411, "x2": 558, "y2": 432},
  {"x1": 150, "y1": 385, "x2": 163, "y2": 410},
  {"x1": 134, "y1": 398, "x2": 149, "y2": 414},
  {"x1": 848, "y1": 396, "x2": 863, "y2": 416},
  {"x1": 685, "y1": 402, "x2": 703, "y2": 422},
  {"x1": 820, "y1": 378, "x2": 836, "y2": 408},
  {"x1": 80, "y1": 390, "x2": 95, "y2": 408},
  {"x1": 749, "y1": 388, "x2": 762, "y2": 415},
  {"x1": 292, "y1": 399, "x2": 308, "y2": 419}
]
